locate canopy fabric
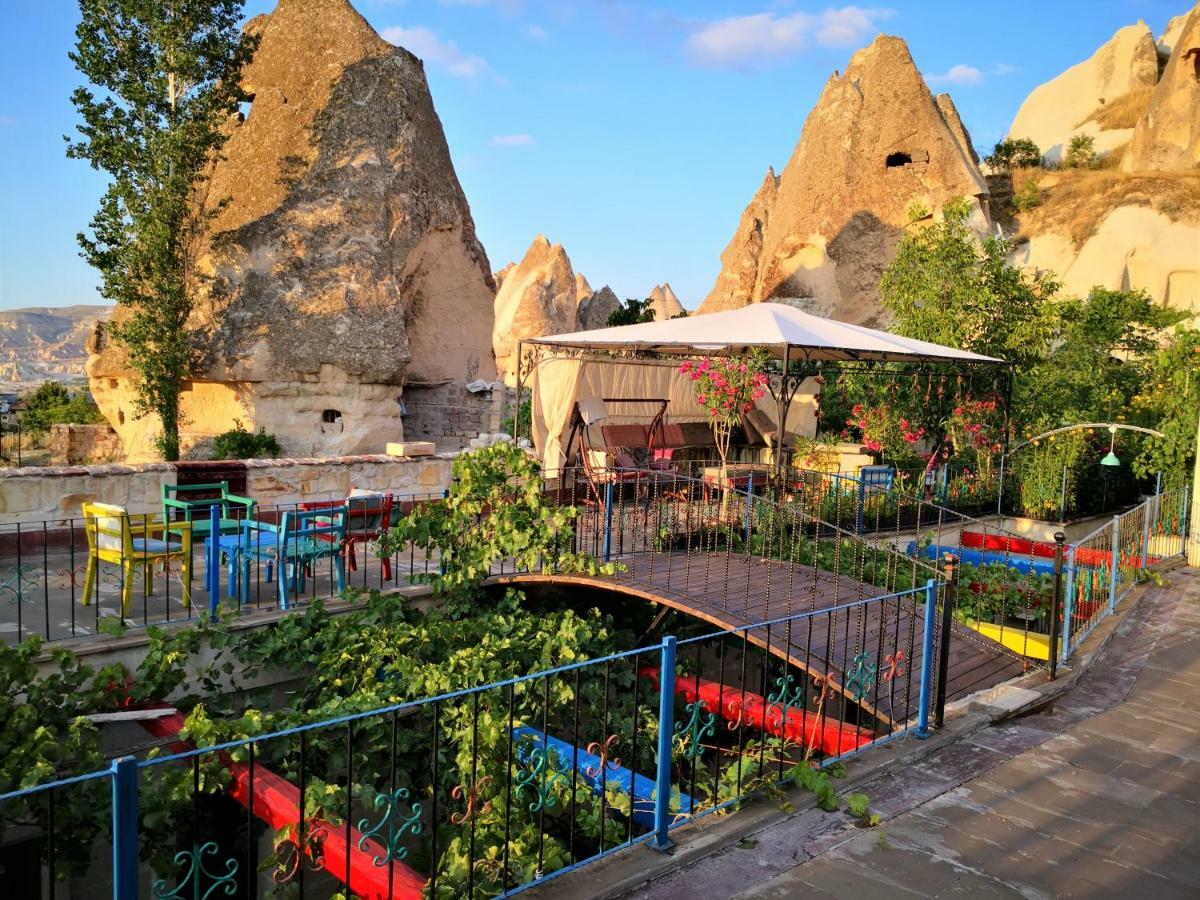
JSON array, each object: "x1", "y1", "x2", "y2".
[
  {"x1": 528, "y1": 302, "x2": 1006, "y2": 365},
  {"x1": 531, "y1": 357, "x2": 817, "y2": 472}
]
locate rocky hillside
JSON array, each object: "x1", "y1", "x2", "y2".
[
  {"x1": 1007, "y1": 4, "x2": 1200, "y2": 320},
  {"x1": 87, "y1": 0, "x2": 497, "y2": 461},
  {"x1": 0, "y1": 305, "x2": 111, "y2": 388},
  {"x1": 698, "y1": 35, "x2": 990, "y2": 326}
]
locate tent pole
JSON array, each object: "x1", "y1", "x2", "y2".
[
  {"x1": 514, "y1": 340, "x2": 525, "y2": 445},
  {"x1": 775, "y1": 345, "x2": 790, "y2": 483}
]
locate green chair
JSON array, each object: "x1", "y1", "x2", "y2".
[{"x1": 161, "y1": 481, "x2": 257, "y2": 541}]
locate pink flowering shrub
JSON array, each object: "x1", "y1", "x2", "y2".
[{"x1": 679, "y1": 352, "x2": 769, "y2": 467}]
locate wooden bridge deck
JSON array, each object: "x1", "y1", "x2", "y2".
[{"x1": 498, "y1": 550, "x2": 1026, "y2": 726}]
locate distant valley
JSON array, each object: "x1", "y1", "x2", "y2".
[{"x1": 0, "y1": 305, "x2": 111, "y2": 391}]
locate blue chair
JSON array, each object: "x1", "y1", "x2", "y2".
[{"x1": 206, "y1": 506, "x2": 348, "y2": 608}]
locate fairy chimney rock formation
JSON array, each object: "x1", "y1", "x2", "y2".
[
  {"x1": 1124, "y1": 6, "x2": 1200, "y2": 172},
  {"x1": 648, "y1": 283, "x2": 685, "y2": 320},
  {"x1": 701, "y1": 169, "x2": 779, "y2": 314},
  {"x1": 492, "y1": 235, "x2": 579, "y2": 383},
  {"x1": 578, "y1": 285, "x2": 619, "y2": 331},
  {"x1": 1008, "y1": 22, "x2": 1159, "y2": 163},
  {"x1": 87, "y1": 0, "x2": 496, "y2": 460},
  {"x1": 699, "y1": 35, "x2": 990, "y2": 325}
]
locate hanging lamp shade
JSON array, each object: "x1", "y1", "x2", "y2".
[{"x1": 1100, "y1": 451, "x2": 1120, "y2": 467}]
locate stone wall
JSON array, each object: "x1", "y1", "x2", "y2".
[
  {"x1": 48, "y1": 423, "x2": 123, "y2": 466},
  {"x1": 401, "y1": 381, "x2": 506, "y2": 450},
  {"x1": 0, "y1": 453, "x2": 452, "y2": 526}
]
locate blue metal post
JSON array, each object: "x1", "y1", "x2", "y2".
[
  {"x1": 207, "y1": 503, "x2": 221, "y2": 620},
  {"x1": 743, "y1": 471, "x2": 754, "y2": 546},
  {"x1": 1060, "y1": 545, "x2": 1077, "y2": 664},
  {"x1": 651, "y1": 635, "x2": 677, "y2": 852},
  {"x1": 915, "y1": 579, "x2": 938, "y2": 738},
  {"x1": 1109, "y1": 515, "x2": 1120, "y2": 612},
  {"x1": 603, "y1": 481, "x2": 614, "y2": 562},
  {"x1": 111, "y1": 755, "x2": 138, "y2": 900}
]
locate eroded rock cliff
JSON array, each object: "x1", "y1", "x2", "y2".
[{"x1": 88, "y1": 0, "x2": 496, "y2": 461}]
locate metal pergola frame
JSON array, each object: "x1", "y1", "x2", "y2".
[{"x1": 513, "y1": 338, "x2": 1015, "y2": 477}]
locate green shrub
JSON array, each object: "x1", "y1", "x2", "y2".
[
  {"x1": 211, "y1": 423, "x2": 281, "y2": 459},
  {"x1": 1064, "y1": 134, "x2": 1097, "y2": 169},
  {"x1": 1012, "y1": 176, "x2": 1043, "y2": 212}
]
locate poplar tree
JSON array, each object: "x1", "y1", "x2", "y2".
[{"x1": 68, "y1": 1, "x2": 254, "y2": 460}]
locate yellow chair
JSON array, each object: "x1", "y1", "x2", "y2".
[{"x1": 81, "y1": 502, "x2": 192, "y2": 616}]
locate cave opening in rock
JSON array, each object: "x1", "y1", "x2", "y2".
[
  {"x1": 321, "y1": 409, "x2": 341, "y2": 424},
  {"x1": 885, "y1": 151, "x2": 913, "y2": 168}
]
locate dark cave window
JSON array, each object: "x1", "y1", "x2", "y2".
[
  {"x1": 322, "y1": 410, "x2": 341, "y2": 424},
  {"x1": 886, "y1": 151, "x2": 913, "y2": 168}
]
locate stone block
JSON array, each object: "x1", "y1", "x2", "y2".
[{"x1": 386, "y1": 442, "x2": 436, "y2": 457}]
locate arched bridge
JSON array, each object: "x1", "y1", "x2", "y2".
[{"x1": 496, "y1": 470, "x2": 1028, "y2": 727}]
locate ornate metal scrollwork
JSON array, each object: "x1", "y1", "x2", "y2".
[
  {"x1": 765, "y1": 672, "x2": 805, "y2": 729},
  {"x1": 584, "y1": 734, "x2": 622, "y2": 778},
  {"x1": 450, "y1": 775, "x2": 494, "y2": 825},
  {"x1": 845, "y1": 652, "x2": 878, "y2": 702},
  {"x1": 515, "y1": 746, "x2": 567, "y2": 812},
  {"x1": 673, "y1": 699, "x2": 716, "y2": 760},
  {"x1": 151, "y1": 841, "x2": 239, "y2": 899},
  {"x1": 357, "y1": 786, "x2": 424, "y2": 865}
]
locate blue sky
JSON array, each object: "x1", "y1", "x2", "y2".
[{"x1": 0, "y1": 0, "x2": 1184, "y2": 312}]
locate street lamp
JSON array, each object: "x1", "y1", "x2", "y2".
[{"x1": 1100, "y1": 425, "x2": 1120, "y2": 467}]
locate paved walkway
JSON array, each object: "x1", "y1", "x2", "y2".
[{"x1": 628, "y1": 566, "x2": 1200, "y2": 900}]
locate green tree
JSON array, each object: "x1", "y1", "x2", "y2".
[
  {"x1": 1129, "y1": 328, "x2": 1200, "y2": 488},
  {"x1": 606, "y1": 298, "x2": 657, "y2": 326},
  {"x1": 68, "y1": 1, "x2": 255, "y2": 460},
  {"x1": 880, "y1": 199, "x2": 1059, "y2": 368},
  {"x1": 1028, "y1": 288, "x2": 1185, "y2": 427},
  {"x1": 984, "y1": 138, "x2": 1042, "y2": 172},
  {"x1": 21, "y1": 381, "x2": 104, "y2": 438}
]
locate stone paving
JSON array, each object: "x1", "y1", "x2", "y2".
[{"x1": 627, "y1": 566, "x2": 1200, "y2": 900}]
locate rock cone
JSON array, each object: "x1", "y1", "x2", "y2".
[
  {"x1": 699, "y1": 35, "x2": 989, "y2": 325},
  {"x1": 88, "y1": 0, "x2": 496, "y2": 460},
  {"x1": 1124, "y1": 5, "x2": 1200, "y2": 172}
]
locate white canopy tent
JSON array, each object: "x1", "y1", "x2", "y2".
[{"x1": 520, "y1": 302, "x2": 1008, "y2": 472}]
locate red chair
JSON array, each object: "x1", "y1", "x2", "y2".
[{"x1": 299, "y1": 492, "x2": 395, "y2": 581}]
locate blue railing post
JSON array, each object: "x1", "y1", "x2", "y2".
[
  {"x1": 603, "y1": 481, "x2": 614, "y2": 562},
  {"x1": 1109, "y1": 515, "x2": 1120, "y2": 613},
  {"x1": 112, "y1": 755, "x2": 138, "y2": 900},
  {"x1": 915, "y1": 579, "x2": 938, "y2": 738},
  {"x1": 207, "y1": 503, "x2": 221, "y2": 620},
  {"x1": 651, "y1": 635, "x2": 677, "y2": 852},
  {"x1": 1060, "y1": 544, "x2": 1077, "y2": 664}
]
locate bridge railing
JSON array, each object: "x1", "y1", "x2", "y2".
[{"x1": 0, "y1": 583, "x2": 940, "y2": 899}]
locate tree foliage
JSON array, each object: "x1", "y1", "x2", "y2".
[
  {"x1": 67, "y1": 0, "x2": 256, "y2": 460},
  {"x1": 984, "y1": 138, "x2": 1042, "y2": 171},
  {"x1": 20, "y1": 381, "x2": 105, "y2": 437},
  {"x1": 880, "y1": 199, "x2": 1059, "y2": 368},
  {"x1": 606, "y1": 298, "x2": 657, "y2": 327}
]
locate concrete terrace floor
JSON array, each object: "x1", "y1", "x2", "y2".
[{"x1": 627, "y1": 566, "x2": 1200, "y2": 900}]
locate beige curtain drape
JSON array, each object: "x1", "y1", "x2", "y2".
[{"x1": 532, "y1": 357, "x2": 583, "y2": 474}]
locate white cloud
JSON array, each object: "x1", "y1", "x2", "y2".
[
  {"x1": 0, "y1": 116, "x2": 16, "y2": 127},
  {"x1": 525, "y1": 24, "x2": 550, "y2": 41},
  {"x1": 990, "y1": 63, "x2": 1017, "y2": 76},
  {"x1": 381, "y1": 26, "x2": 496, "y2": 80},
  {"x1": 489, "y1": 133, "x2": 535, "y2": 148},
  {"x1": 926, "y1": 63, "x2": 984, "y2": 86},
  {"x1": 684, "y1": 7, "x2": 893, "y2": 68}
]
